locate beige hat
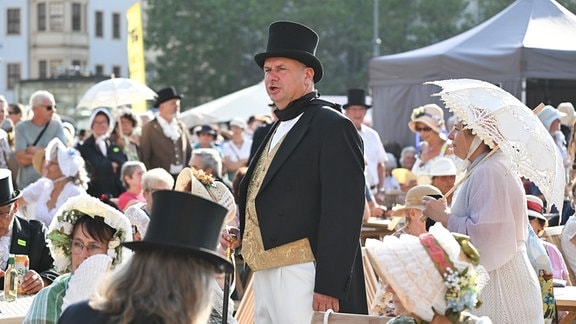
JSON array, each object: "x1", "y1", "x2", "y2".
[
  {"x1": 365, "y1": 223, "x2": 488, "y2": 322},
  {"x1": 408, "y1": 104, "x2": 446, "y2": 139},
  {"x1": 558, "y1": 102, "x2": 576, "y2": 127},
  {"x1": 391, "y1": 184, "x2": 442, "y2": 216},
  {"x1": 32, "y1": 148, "x2": 46, "y2": 175},
  {"x1": 175, "y1": 167, "x2": 236, "y2": 224}
]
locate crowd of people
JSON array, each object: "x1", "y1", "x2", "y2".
[{"x1": 0, "y1": 20, "x2": 575, "y2": 324}]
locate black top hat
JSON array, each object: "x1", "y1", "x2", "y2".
[
  {"x1": 195, "y1": 125, "x2": 217, "y2": 138},
  {"x1": 254, "y1": 21, "x2": 323, "y2": 83},
  {"x1": 0, "y1": 169, "x2": 20, "y2": 206},
  {"x1": 154, "y1": 87, "x2": 183, "y2": 107},
  {"x1": 122, "y1": 190, "x2": 232, "y2": 273},
  {"x1": 343, "y1": 89, "x2": 371, "y2": 110}
]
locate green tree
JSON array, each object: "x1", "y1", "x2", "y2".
[{"x1": 144, "y1": 0, "x2": 575, "y2": 109}]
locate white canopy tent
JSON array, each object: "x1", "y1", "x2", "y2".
[
  {"x1": 369, "y1": 0, "x2": 576, "y2": 147},
  {"x1": 179, "y1": 81, "x2": 362, "y2": 128}
]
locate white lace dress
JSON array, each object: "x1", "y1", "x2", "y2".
[
  {"x1": 22, "y1": 178, "x2": 85, "y2": 227},
  {"x1": 448, "y1": 150, "x2": 543, "y2": 323}
]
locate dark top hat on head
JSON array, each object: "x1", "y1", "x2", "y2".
[
  {"x1": 154, "y1": 87, "x2": 183, "y2": 107},
  {"x1": 122, "y1": 190, "x2": 232, "y2": 273},
  {"x1": 0, "y1": 169, "x2": 21, "y2": 206},
  {"x1": 195, "y1": 125, "x2": 217, "y2": 138},
  {"x1": 343, "y1": 89, "x2": 371, "y2": 110},
  {"x1": 254, "y1": 21, "x2": 324, "y2": 83}
]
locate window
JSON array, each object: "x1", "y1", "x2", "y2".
[
  {"x1": 7, "y1": 9, "x2": 20, "y2": 35},
  {"x1": 38, "y1": 3, "x2": 46, "y2": 31},
  {"x1": 39, "y1": 60, "x2": 47, "y2": 79},
  {"x1": 112, "y1": 66, "x2": 121, "y2": 77},
  {"x1": 95, "y1": 11, "x2": 103, "y2": 37},
  {"x1": 112, "y1": 13, "x2": 120, "y2": 39},
  {"x1": 72, "y1": 3, "x2": 81, "y2": 32},
  {"x1": 7, "y1": 64, "x2": 21, "y2": 90},
  {"x1": 95, "y1": 65, "x2": 104, "y2": 76},
  {"x1": 49, "y1": 2, "x2": 64, "y2": 32}
]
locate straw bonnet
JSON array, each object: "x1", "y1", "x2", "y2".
[
  {"x1": 391, "y1": 168, "x2": 417, "y2": 185},
  {"x1": 32, "y1": 148, "x2": 46, "y2": 175},
  {"x1": 526, "y1": 194, "x2": 546, "y2": 221},
  {"x1": 391, "y1": 184, "x2": 443, "y2": 216},
  {"x1": 365, "y1": 223, "x2": 488, "y2": 322},
  {"x1": 254, "y1": 21, "x2": 323, "y2": 83},
  {"x1": 175, "y1": 167, "x2": 236, "y2": 224},
  {"x1": 558, "y1": 102, "x2": 576, "y2": 127},
  {"x1": 47, "y1": 194, "x2": 133, "y2": 273},
  {"x1": 408, "y1": 104, "x2": 446, "y2": 138},
  {"x1": 123, "y1": 190, "x2": 233, "y2": 273},
  {"x1": 537, "y1": 105, "x2": 566, "y2": 131},
  {"x1": 45, "y1": 138, "x2": 84, "y2": 177}
]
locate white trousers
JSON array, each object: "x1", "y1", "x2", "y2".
[{"x1": 253, "y1": 262, "x2": 315, "y2": 324}]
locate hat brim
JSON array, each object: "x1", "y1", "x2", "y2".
[
  {"x1": 0, "y1": 190, "x2": 21, "y2": 207},
  {"x1": 254, "y1": 50, "x2": 323, "y2": 83},
  {"x1": 343, "y1": 103, "x2": 371, "y2": 110},
  {"x1": 122, "y1": 240, "x2": 233, "y2": 273},
  {"x1": 155, "y1": 95, "x2": 183, "y2": 108},
  {"x1": 32, "y1": 148, "x2": 46, "y2": 175},
  {"x1": 528, "y1": 210, "x2": 547, "y2": 221}
]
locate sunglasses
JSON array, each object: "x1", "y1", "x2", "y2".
[
  {"x1": 415, "y1": 126, "x2": 432, "y2": 132},
  {"x1": 40, "y1": 105, "x2": 55, "y2": 111}
]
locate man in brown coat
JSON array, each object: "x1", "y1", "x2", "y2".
[{"x1": 140, "y1": 87, "x2": 192, "y2": 179}]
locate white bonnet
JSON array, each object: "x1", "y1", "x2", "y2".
[
  {"x1": 88, "y1": 107, "x2": 114, "y2": 131},
  {"x1": 45, "y1": 138, "x2": 84, "y2": 177},
  {"x1": 365, "y1": 223, "x2": 488, "y2": 321}
]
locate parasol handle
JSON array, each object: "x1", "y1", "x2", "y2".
[
  {"x1": 532, "y1": 103, "x2": 545, "y2": 115},
  {"x1": 420, "y1": 145, "x2": 499, "y2": 222}
]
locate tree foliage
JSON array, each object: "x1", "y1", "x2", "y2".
[{"x1": 144, "y1": 0, "x2": 575, "y2": 109}]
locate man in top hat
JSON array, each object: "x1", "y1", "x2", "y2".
[
  {"x1": 140, "y1": 87, "x2": 192, "y2": 179},
  {"x1": 0, "y1": 168, "x2": 58, "y2": 294},
  {"x1": 343, "y1": 89, "x2": 388, "y2": 196},
  {"x1": 221, "y1": 21, "x2": 367, "y2": 322}
]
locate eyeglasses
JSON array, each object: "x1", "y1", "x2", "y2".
[
  {"x1": 40, "y1": 105, "x2": 55, "y2": 111},
  {"x1": 70, "y1": 239, "x2": 106, "y2": 255},
  {"x1": 415, "y1": 126, "x2": 432, "y2": 132}
]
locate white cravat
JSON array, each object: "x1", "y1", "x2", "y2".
[
  {"x1": 95, "y1": 135, "x2": 108, "y2": 156},
  {"x1": 157, "y1": 116, "x2": 181, "y2": 141}
]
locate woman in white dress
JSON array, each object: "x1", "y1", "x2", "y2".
[
  {"x1": 19, "y1": 138, "x2": 88, "y2": 227},
  {"x1": 423, "y1": 119, "x2": 544, "y2": 323}
]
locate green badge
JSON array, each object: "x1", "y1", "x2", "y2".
[
  {"x1": 113, "y1": 147, "x2": 120, "y2": 153},
  {"x1": 17, "y1": 239, "x2": 26, "y2": 247}
]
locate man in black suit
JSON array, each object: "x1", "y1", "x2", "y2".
[
  {"x1": 0, "y1": 169, "x2": 57, "y2": 294},
  {"x1": 222, "y1": 21, "x2": 367, "y2": 322}
]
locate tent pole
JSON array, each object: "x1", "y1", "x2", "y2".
[{"x1": 521, "y1": 78, "x2": 526, "y2": 104}]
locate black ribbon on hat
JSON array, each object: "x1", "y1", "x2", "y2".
[{"x1": 273, "y1": 92, "x2": 318, "y2": 122}]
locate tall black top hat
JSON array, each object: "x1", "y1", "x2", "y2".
[
  {"x1": 0, "y1": 169, "x2": 21, "y2": 206},
  {"x1": 254, "y1": 21, "x2": 323, "y2": 83},
  {"x1": 343, "y1": 89, "x2": 371, "y2": 109},
  {"x1": 122, "y1": 190, "x2": 232, "y2": 273},
  {"x1": 154, "y1": 87, "x2": 183, "y2": 107}
]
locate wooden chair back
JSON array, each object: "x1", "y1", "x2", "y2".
[
  {"x1": 234, "y1": 275, "x2": 254, "y2": 324},
  {"x1": 311, "y1": 310, "x2": 392, "y2": 323},
  {"x1": 362, "y1": 247, "x2": 379, "y2": 310}
]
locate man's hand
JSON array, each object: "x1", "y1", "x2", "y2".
[
  {"x1": 20, "y1": 270, "x2": 45, "y2": 295},
  {"x1": 219, "y1": 226, "x2": 241, "y2": 251},
  {"x1": 313, "y1": 292, "x2": 339, "y2": 312}
]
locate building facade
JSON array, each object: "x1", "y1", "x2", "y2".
[{"x1": 0, "y1": 0, "x2": 138, "y2": 118}]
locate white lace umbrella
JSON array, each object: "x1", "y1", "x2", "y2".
[
  {"x1": 77, "y1": 77, "x2": 156, "y2": 109},
  {"x1": 426, "y1": 78, "x2": 565, "y2": 211}
]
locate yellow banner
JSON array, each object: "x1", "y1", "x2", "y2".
[{"x1": 127, "y1": 2, "x2": 147, "y2": 113}]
